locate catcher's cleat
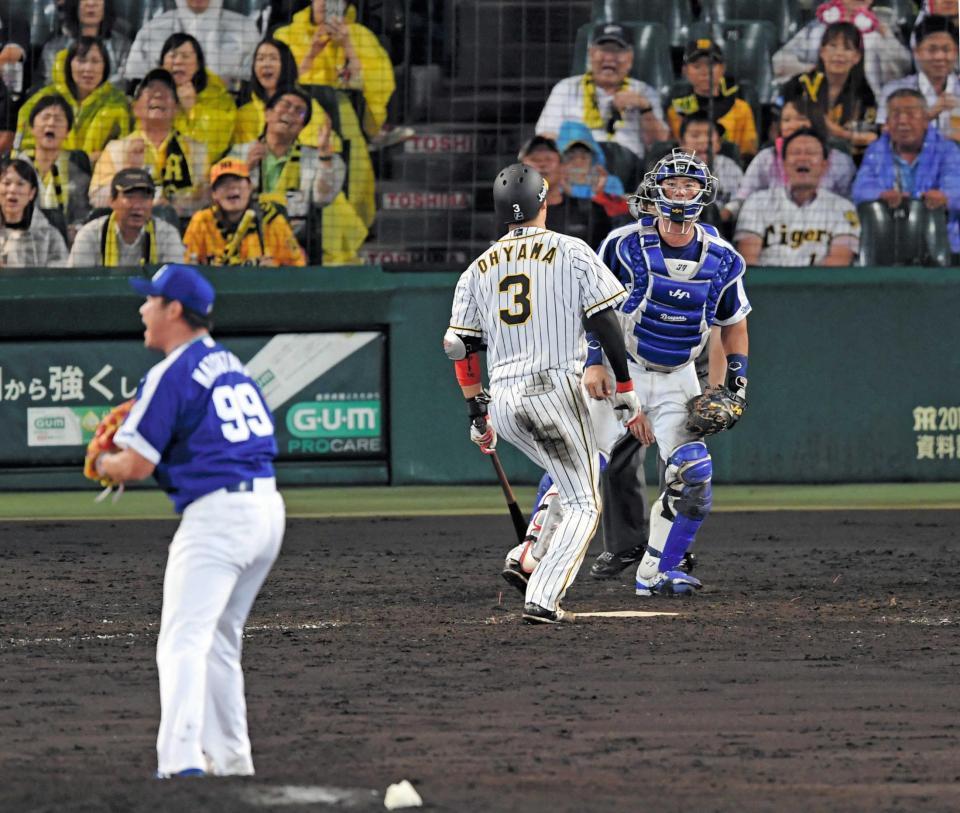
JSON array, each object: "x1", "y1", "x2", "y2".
[
  {"x1": 501, "y1": 561, "x2": 529, "y2": 596},
  {"x1": 635, "y1": 570, "x2": 702, "y2": 597},
  {"x1": 589, "y1": 545, "x2": 645, "y2": 579},
  {"x1": 679, "y1": 551, "x2": 697, "y2": 573},
  {"x1": 522, "y1": 602, "x2": 567, "y2": 624}
]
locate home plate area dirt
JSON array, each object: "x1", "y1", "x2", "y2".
[{"x1": 1, "y1": 510, "x2": 958, "y2": 812}]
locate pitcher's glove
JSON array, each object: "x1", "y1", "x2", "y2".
[
  {"x1": 83, "y1": 399, "x2": 135, "y2": 487},
  {"x1": 685, "y1": 387, "x2": 746, "y2": 437}
]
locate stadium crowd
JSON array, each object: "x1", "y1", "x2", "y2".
[
  {"x1": 0, "y1": 0, "x2": 957, "y2": 269},
  {"x1": 0, "y1": 0, "x2": 401, "y2": 268},
  {"x1": 529, "y1": 0, "x2": 960, "y2": 266}
]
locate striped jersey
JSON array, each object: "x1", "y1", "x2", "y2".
[{"x1": 448, "y1": 226, "x2": 626, "y2": 387}]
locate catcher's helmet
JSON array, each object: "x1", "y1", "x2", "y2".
[
  {"x1": 493, "y1": 163, "x2": 548, "y2": 225},
  {"x1": 641, "y1": 149, "x2": 717, "y2": 225}
]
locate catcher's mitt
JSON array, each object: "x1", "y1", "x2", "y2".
[
  {"x1": 83, "y1": 399, "x2": 135, "y2": 487},
  {"x1": 685, "y1": 387, "x2": 746, "y2": 437}
]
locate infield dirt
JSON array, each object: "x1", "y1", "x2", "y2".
[{"x1": 1, "y1": 510, "x2": 958, "y2": 812}]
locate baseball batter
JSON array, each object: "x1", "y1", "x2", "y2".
[
  {"x1": 444, "y1": 163, "x2": 642, "y2": 624},
  {"x1": 589, "y1": 149, "x2": 751, "y2": 596},
  {"x1": 96, "y1": 264, "x2": 285, "y2": 778}
]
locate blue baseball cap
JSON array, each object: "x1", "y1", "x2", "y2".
[{"x1": 130, "y1": 264, "x2": 215, "y2": 316}]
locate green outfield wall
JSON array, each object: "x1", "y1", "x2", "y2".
[{"x1": 0, "y1": 265, "x2": 956, "y2": 489}]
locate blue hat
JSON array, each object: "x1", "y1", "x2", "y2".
[{"x1": 130, "y1": 264, "x2": 215, "y2": 316}]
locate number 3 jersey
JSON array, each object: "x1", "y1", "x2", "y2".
[
  {"x1": 115, "y1": 336, "x2": 277, "y2": 512},
  {"x1": 448, "y1": 226, "x2": 626, "y2": 387},
  {"x1": 598, "y1": 217, "x2": 751, "y2": 372}
]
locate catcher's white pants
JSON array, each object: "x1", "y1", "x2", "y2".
[
  {"x1": 629, "y1": 361, "x2": 701, "y2": 461},
  {"x1": 490, "y1": 370, "x2": 600, "y2": 612},
  {"x1": 156, "y1": 481, "x2": 285, "y2": 777}
]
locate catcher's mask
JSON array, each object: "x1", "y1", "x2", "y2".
[{"x1": 641, "y1": 149, "x2": 717, "y2": 233}]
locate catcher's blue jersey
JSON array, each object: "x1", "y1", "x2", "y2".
[
  {"x1": 597, "y1": 216, "x2": 751, "y2": 371},
  {"x1": 115, "y1": 336, "x2": 277, "y2": 512}
]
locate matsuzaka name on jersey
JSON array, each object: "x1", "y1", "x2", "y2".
[
  {"x1": 381, "y1": 191, "x2": 472, "y2": 209},
  {"x1": 403, "y1": 134, "x2": 475, "y2": 153}
]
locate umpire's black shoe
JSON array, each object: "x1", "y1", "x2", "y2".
[
  {"x1": 501, "y1": 561, "x2": 529, "y2": 596},
  {"x1": 522, "y1": 602, "x2": 567, "y2": 624},
  {"x1": 589, "y1": 545, "x2": 645, "y2": 579}
]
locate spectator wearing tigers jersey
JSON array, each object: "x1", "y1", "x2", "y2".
[
  {"x1": 736, "y1": 129, "x2": 860, "y2": 267},
  {"x1": 183, "y1": 158, "x2": 306, "y2": 267}
]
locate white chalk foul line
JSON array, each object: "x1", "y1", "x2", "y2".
[{"x1": 569, "y1": 610, "x2": 680, "y2": 619}]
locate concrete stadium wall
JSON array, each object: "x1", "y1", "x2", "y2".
[{"x1": 0, "y1": 265, "x2": 956, "y2": 488}]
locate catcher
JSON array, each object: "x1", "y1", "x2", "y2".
[
  {"x1": 84, "y1": 399, "x2": 135, "y2": 499},
  {"x1": 584, "y1": 149, "x2": 751, "y2": 597}
]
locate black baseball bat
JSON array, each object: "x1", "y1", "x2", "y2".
[{"x1": 488, "y1": 450, "x2": 528, "y2": 544}]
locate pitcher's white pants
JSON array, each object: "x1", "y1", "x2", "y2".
[
  {"x1": 156, "y1": 481, "x2": 285, "y2": 777},
  {"x1": 490, "y1": 370, "x2": 600, "y2": 612}
]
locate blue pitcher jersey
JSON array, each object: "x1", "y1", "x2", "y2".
[{"x1": 115, "y1": 336, "x2": 277, "y2": 512}]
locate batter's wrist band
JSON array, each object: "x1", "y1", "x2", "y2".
[{"x1": 615, "y1": 380, "x2": 634, "y2": 393}]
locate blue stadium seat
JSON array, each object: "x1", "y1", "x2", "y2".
[
  {"x1": 28, "y1": 0, "x2": 59, "y2": 47},
  {"x1": 700, "y1": 0, "x2": 800, "y2": 46},
  {"x1": 592, "y1": 0, "x2": 694, "y2": 49},
  {"x1": 857, "y1": 200, "x2": 951, "y2": 267},
  {"x1": 572, "y1": 21, "x2": 674, "y2": 100}
]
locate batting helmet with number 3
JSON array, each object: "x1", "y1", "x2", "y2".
[{"x1": 493, "y1": 163, "x2": 548, "y2": 225}]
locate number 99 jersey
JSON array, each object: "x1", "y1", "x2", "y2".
[{"x1": 115, "y1": 336, "x2": 277, "y2": 513}]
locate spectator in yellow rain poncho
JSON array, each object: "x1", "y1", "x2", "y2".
[
  {"x1": 183, "y1": 157, "x2": 306, "y2": 267},
  {"x1": 233, "y1": 36, "x2": 376, "y2": 229},
  {"x1": 159, "y1": 33, "x2": 237, "y2": 164},
  {"x1": 275, "y1": 0, "x2": 395, "y2": 140},
  {"x1": 17, "y1": 36, "x2": 130, "y2": 164}
]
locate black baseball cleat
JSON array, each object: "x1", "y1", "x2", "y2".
[
  {"x1": 522, "y1": 602, "x2": 567, "y2": 624},
  {"x1": 501, "y1": 561, "x2": 529, "y2": 596},
  {"x1": 589, "y1": 545, "x2": 645, "y2": 579}
]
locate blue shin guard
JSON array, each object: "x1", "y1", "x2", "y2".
[{"x1": 637, "y1": 442, "x2": 712, "y2": 585}]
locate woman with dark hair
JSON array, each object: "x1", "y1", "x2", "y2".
[
  {"x1": 160, "y1": 32, "x2": 237, "y2": 163},
  {"x1": 15, "y1": 93, "x2": 92, "y2": 244},
  {"x1": 774, "y1": 0, "x2": 911, "y2": 96},
  {"x1": 779, "y1": 22, "x2": 878, "y2": 157},
  {"x1": 723, "y1": 96, "x2": 858, "y2": 220},
  {"x1": 16, "y1": 36, "x2": 130, "y2": 162},
  {"x1": 234, "y1": 38, "x2": 333, "y2": 150},
  {"x1": 0, "y1": 159, "x2": 69, "y2": 267},
  {"x1": 40, "y1": 0, "x2": 131, "y2": 85}
]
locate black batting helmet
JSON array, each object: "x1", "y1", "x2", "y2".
[{"x1": 493, "y1": 163, "x2": 548, "y2": 225}]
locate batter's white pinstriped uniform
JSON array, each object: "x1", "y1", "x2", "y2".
[{"x1": 449, "y1": 226, "x2": 626, "y2": 612}]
